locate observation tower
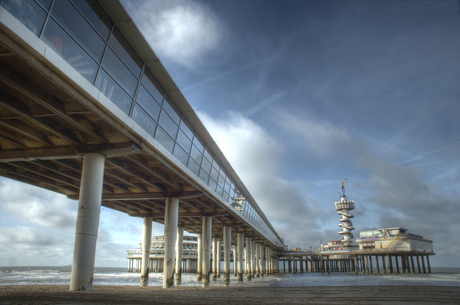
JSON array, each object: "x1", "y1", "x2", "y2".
[{"x1": 335, "y1": 179, "x2": 355, "y2": 243}]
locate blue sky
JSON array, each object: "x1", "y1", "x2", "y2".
[{"x1": 0, "y1": 0, "x2": 458, "y2": 268}]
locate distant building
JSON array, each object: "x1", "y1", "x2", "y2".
[{"x1": 356, "y1": 227, "x2": 434, "y2": 253}]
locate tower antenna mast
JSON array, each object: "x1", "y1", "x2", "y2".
[{"x1": 341, "y1": 178, "x2": 348, "y2": 199}]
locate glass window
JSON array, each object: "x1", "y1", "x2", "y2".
[
  {"x1": 101, "y1": 47, "x2": 137, "y2": 96},
  {"x1": 208, "y1": 178, "x2": 217, "y2": 191},
  {"x1": 201, "y1": 157, "x2": 211, "y2": 174},
  {"x1": 154, "y1": 126, "x2": 174, "y2": 154},
  {"x1": 203, "y1": 147, "x2": 212, "y2": 163},
  {"x1": 187, "y1": 158, "x2": 200, "y2": 176},
  {"x1": 42, "y1": 18, "x2": 98, "y2": 83},
  {"x1": 158, "y1": 111, "x2": 178, "y2": 139},
  {"x1": 176, "y1": 130, "x2": 192, "y2": 153},
  {"x1": 36, "y1": 0, "x2": 52, "y2": 10},
  {"x1": 132, "y1": 103, "x2": 156, "y2": 137},
  {"x1": 210, "y1": 167, "x2": 219, "y2": 182},
  {"x1": 216, "y1": 185, "x2": 224, "y2": 197},
  {"x1": 190, "y1": 144, "x2": 203, "y2": 165},
  {"x1": 180, "y1": 117, "x2": 194, "y2": 139},
  {"x1": 212, "y1": 160, "x2": 221, "y2": 173},
  {"x1": 142, "y1": 69, "x2": 164, "y2": 104},
  {"x1": 0, "y1": 0, "x2": 46, "y2": 36},
  {"x1": 193, "y1": 135, "x2": 204, "y2": 152},
  {"x1": 217, "y1": 174, "x2": 225, "y2": 187},
  {"x1": 70, "y1": 0, "x2": 112, "y2": 40},
  {"x1": 173, "y1": 145, "x2": 189, "y2": 166},
  {"x1": 163, "y1": 95, "x2": 180, "y2": 124},
  {"x1": 108, "y1": 26, "x2": 142, "y2": 77},
  {"x1": 136, "y1": 86, "x2": 161, "y2": 121},
  {"x1": 51, "y1": 0, "x2": 105, "y2": 61},
  {"x1": 199, "y1": 169, "x2": 209, "y2": 184},
  {"x1": 95, "y1": 69, "x2": 133, "y2": 114}
]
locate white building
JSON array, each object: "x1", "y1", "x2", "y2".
[{"x1": 356, "y1": 227, "x2": 434, "y2": 253}]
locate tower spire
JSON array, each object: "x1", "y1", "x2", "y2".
[{"x1": 335, "y1": 179, "x2": 355, "y2": 243}]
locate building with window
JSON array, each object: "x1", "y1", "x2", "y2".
[{"x1": 356, "y1": 227, "x2": 434, "y2": 253}]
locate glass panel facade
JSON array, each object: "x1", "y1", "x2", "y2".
[
  {"x1": 142, "y1": 69, "x2": 164, "y2": 104},
  {"x1": 0, "y1": 0, "x2": 282, "y2": 245},
  {"x1": 52, "y1": 0, "x2": 105, "y2": 61},
  {"x1": 42, "y1": 18, "x2": 98, "y2": 83},
  {"x1": 1, "y1": 0, "x2": 46, "y2": 36},
  {"x1": 132, "y1": 103, "x2": 156, "y2": 137},
  {"x1": 101, "y1": 47, "x2": 137, "y2": 96},
  {"x1": 109, "y1": 26, "x2": 142, "y2": 77},
  {"x1": 70, "y1": 0, "x2": 112, "y2": 40},
  {"x1": 136, "y1": 86, "x2": 161, "y2": 121},
  {"x1": 95, "y1": 69, "x2": 132, "y2": 114}
]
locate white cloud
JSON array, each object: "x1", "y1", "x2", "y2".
[{"x1": 125, "y1": 0, "x2": 225, "y2": 68}]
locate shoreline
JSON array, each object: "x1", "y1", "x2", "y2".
[{"x1": 1, "y1": 285, "x2": 459, "y2": 304}]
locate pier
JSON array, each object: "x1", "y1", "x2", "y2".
[{"x1": 0, "y1": 0, "x2": 436, "y2": 293}]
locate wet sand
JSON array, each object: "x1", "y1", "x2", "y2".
[
  {"x1": 0, "y1": 285, "x2": 460, "y2": 305},
  {"x1": 1, "y1": 285, "x2": 459, "y2": 305}
]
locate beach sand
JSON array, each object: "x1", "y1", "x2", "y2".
[{"x1": 1, "y1": 285, "x2": 459, "y2": 305}]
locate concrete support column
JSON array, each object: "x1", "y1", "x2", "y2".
[
  {"x1": 369, "y1": 255, "x2": 373, "y2": 273},
  {"x1": 387, "y1": 255, "x2": 393, "y2": 274},
  {"x1": 417, "y1": 255, "x2": 421, "y2": 273},
  {"x1": 70, "y1": 153, "x2": 105, "y2": 292},
  {"x1": 223, "y1": 226, "x2": 231, "y2": 286},
  {"x1": 201, "y1": 216, "x2": 212, "y2": 287},
  {"x1": 140, "y1": 217, "x2": 152, "y2": 286},
  {"x1": 410, "y1": 255, "x2": 415, "y2": 273},
  {"x1": 237, "y1": 233, "x2": 244, "y2": 282},
  {"x1": 422, "y1": 255, "x2": 426, "y2": 273},
  {"x1": 382, "y1": 256, "x2": 386, "y2": 273},
  {"x1": 354, "y1": 256, "x2": 358, "y2": 274},
  {"x1": 375, "y1": 255, "x2": 380, "y2": 273},
  {"x1": 245, "y1": 237, "x2": 251, "y2": 281},
  {"x1": 216, "y1": 239, "x2": 221, "y2": 278},
  {"x1": 395, "y1": 256, "x2": 400, "y2": 274},
  {"x1": 255, "y1": 243, "x2": 260, "y2": 277},
  {"x1": 426, "y1": 255, "x2": 431, "y2": 273},
  {"x1": 197, "y1": 233, "x2": 202, "y2": 281},
  {"x1": 403, "y1": 254, "x2": 409, "y2": 274},
  {"x1": 212, "y1": 238, "x2": 217, "y2": 280},
  {"x1": 233, "y1": 246, "x2": 237, "y2": 276},
  {"x1": 175, "y1": 227, "x2": 184, "y2": 285},
  {"x1": 163, "y1": 197, "x2": 179, "y2": 289}
]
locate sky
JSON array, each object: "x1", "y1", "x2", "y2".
[{"x1": 0, "y1": 0, "x2": 458, "y2": 268}]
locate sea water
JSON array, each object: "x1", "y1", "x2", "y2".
[{"x1": 1, "y1": 267, "x2": 459, "y2": 287}]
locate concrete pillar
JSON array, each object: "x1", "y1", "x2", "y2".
[
  {"x1": 260, "y1": 245, "x2": 265, "y2": 276},
  {"x1": 201, "y1": 216, "x2": 212, "y2": 287},
  {"x1": 382, "y1": 255, "x2": 386, "y2": 273},
  {"x1": 255, "y1": 243, "x2": 260, "y2": 277},
  {"x1": 386, "y1": 255, "x2": 392, "y2": 273},
  {"x1": 403, "y1": 254, "x2": 409, "y2": 274},
  {"x1": 426, "y1": 255, "x2": 431, "y2": 273},
  {"x1": 395, "y1": 256, "x2": 400, "y2": 273},
  {"x1": 216, "y1": 239, "x2": 221, "y2": 278},
  {"x1": 175, "y1": 227, "x2": 184, "y2": 285},
  {"x1": 197, "y1": 233, "x2": 202, "y2": 281},
  {"x1": 140, "y1": 217, "x2": 152, "y2": 286},
  {"x1": 417, "y1": 255, "x2": 421, "y2": 273},
  {"x1": 375, "y1": 255, "x2": 380, "y2": 273},
  {"x1": 223, "y1": 226, "x2": 231, "y2": 286},
  {"x1": 163, "y1": 197, "x2": 179, "y2": 289},
  {"x1": 70, "y1": 153, "x2": 105, "y2": 291},
  {"x1": 410, "y1": 255, "x2": 415, "y2": 273},
  {"x1": 369, "y1": 255, "x2": 373, "y2": 273},
  {"x1": 422, "y1": 255, "x2": 426, "y2": 273},
  {"x1": 237, "y1": 233, "x2": 244, "y2": 281},
  {"x1": 212, "y1": 238, "x2": 217, "y2": 280},
  {"x1": 233, "y1": 246, "x2": 237, "y2": 276},
  {"x1": 245, "y1": 237, "x2": 251, "y2": 281},
  {"x1": 354, "y1": 256, "x2": 358, "y2": 274}
]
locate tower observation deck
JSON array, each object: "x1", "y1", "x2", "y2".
[{"x1": 335, "y1": 179, "x2": 355, "y2": 243}]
